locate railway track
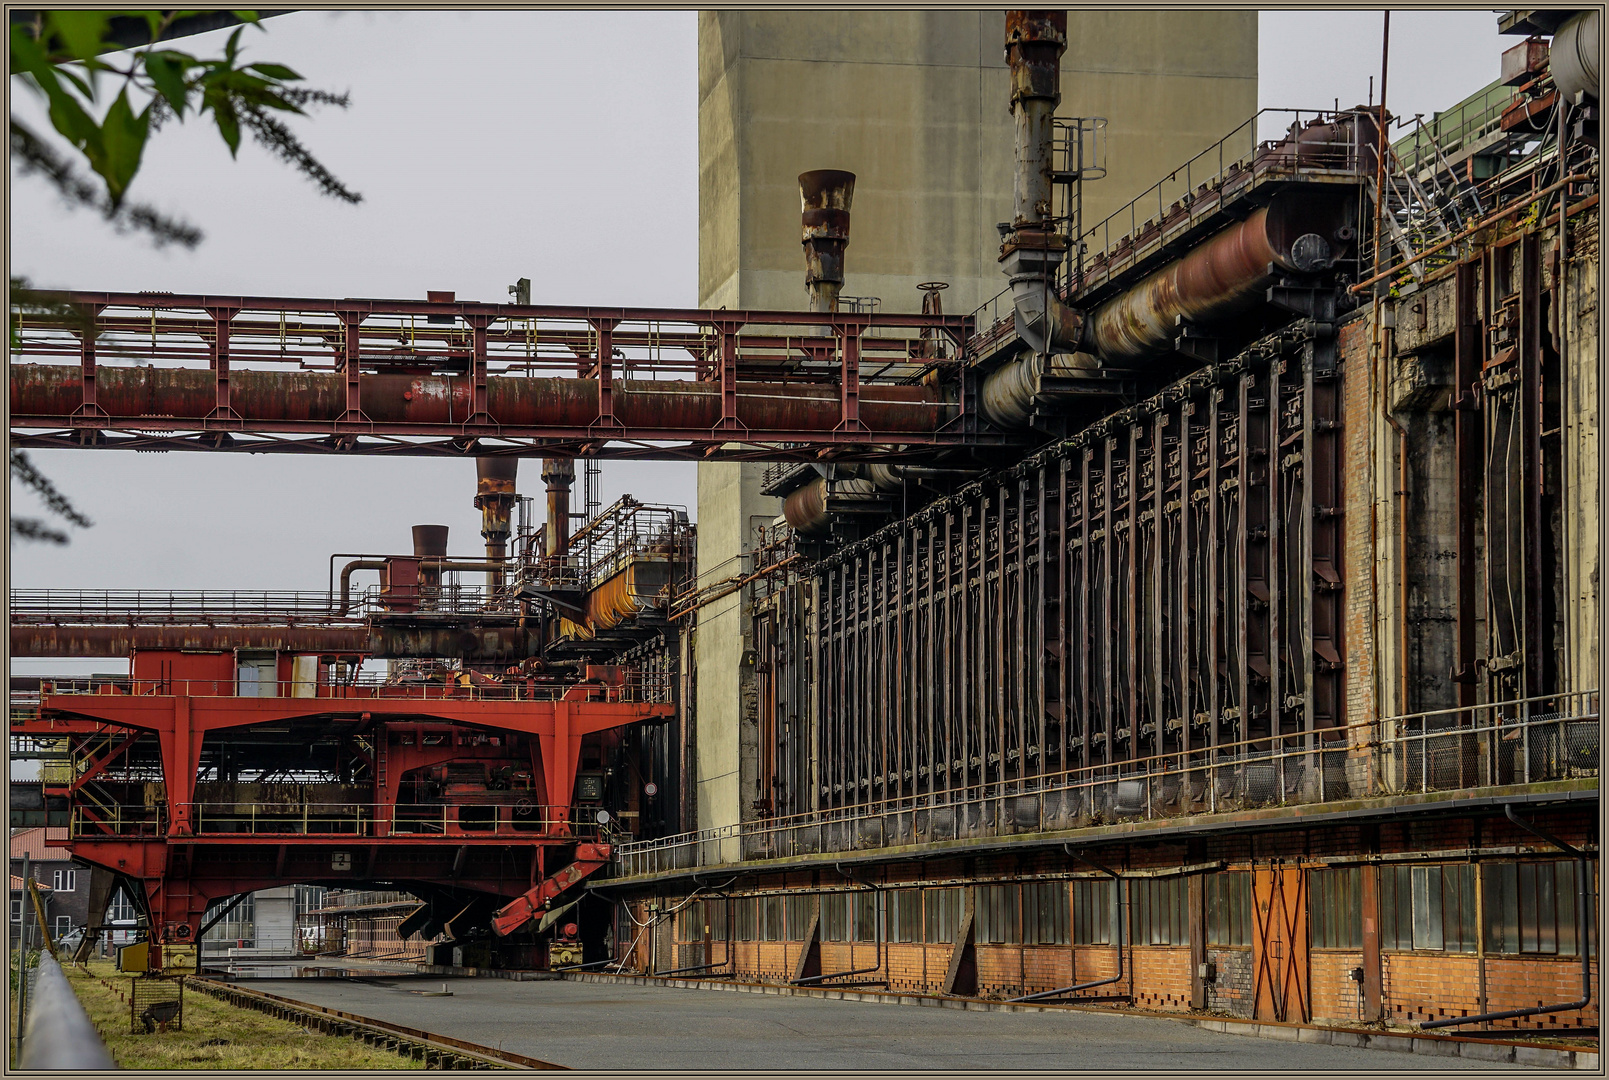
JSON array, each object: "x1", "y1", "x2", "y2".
[{"x1": 188, "y1": 977, "x2": 565, "y2": 1070}]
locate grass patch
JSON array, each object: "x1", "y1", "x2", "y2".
[{"x1": 60, "y1": 961, "x2": 423, "y2": 1070}]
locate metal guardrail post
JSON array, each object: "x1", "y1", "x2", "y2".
[{"x1": 18, "y1": 952, "x2": 117, "y2": 1069}]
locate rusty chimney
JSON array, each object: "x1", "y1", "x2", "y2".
[
  {"x1": 541, "y1": 457, "x2": 576, "y2": 559},
  {"x1": 800, "y1": 169, "x2": 856, "y2": 313},
  {"x1": 412, "y1": 524, "x2": 449, "y2": 609},
  {"x1": 999, "y1": 11, "x2": 1083, "y2": 356},
  {"x1": 474, "y1": 458, "x2": 518, "y2": 592}
]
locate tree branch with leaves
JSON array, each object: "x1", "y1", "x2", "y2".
[
  {"x1": 10, "y1": 9, "x2": 361, "y2": 250},
  {"x1": 10, "y1": 10, "x2": 363, "y2": 544}
]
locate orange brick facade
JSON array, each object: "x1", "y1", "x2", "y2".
[{"x1": 615, "y1": 803, "x2": 1599, "y2": 1031}]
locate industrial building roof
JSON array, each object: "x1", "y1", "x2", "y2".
[{"x1": 9, "y1": 828, "x2": 72, "y2": 862}]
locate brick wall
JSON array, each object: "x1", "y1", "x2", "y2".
[
  {"x1": 1309, "y1": 949, "x2": 1364, "y2": 1024},
  {"x1": 1482, "y1": 955, "x2": 1599, "y2": 1030},
  {"x1": 1130, "y1": 947, "x2": 1191, "y2": 1010},
  {"x1": 1382, "y1": 951, "x2": 1481, "y2": 1025},
  {"x1": 1206, "y1": 947, "x2": 1253, "y2": 1016}
]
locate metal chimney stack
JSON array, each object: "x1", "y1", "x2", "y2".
[
  {"x1": 474, "y1": 458, "x2": 518, "y2": 593},
  {"x1": 800, "y1": 170, "x2": 856, "y2": 313},
  {"x1": 541, "y1": 457, "x2": 576, "y2": 559},
  {"x1": 412, "y1": 525, "x2": 449, "y2": 609}
]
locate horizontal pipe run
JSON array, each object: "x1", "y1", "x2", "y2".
[
  {"x1": 11, "y1": 625, "x2": 369, "y2": 657},
  {"x1": 11, "y1": 366, "x2": 956, "y2": 437}
]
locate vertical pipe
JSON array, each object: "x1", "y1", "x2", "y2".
[
  {"x1": 541, "y1": 458, "x2": 575, "y2": 561},
  {"x1": 474, "y1": 458, "x2": 518, "y2": 593},
  {"x1": 800, "y1": 170, "x2": 856, "y2": 315}
]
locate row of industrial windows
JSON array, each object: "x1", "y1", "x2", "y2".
[
  {"x1": 1311, "y1": 862, "x2": 1596, "y2": 957},
  {"x1": 673, "y1": 861, "x2": 1594, "y2": 957}
]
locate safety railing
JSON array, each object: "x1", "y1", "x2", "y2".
[
  {"x1": 70, "y1": 801, "x2": 608, "y2": 839},
  {"x1": 10, "y1": 588, "x2": 361, "y2": 625},
  {"x1": 1390, "y1": 77, "x2": 1515, "y2": 181},
  {"x1": 967, "y1": 107, "x2": 1378, "y2": 355},
  {"x1": 16, "y1": 951, "x2": 117, "y2": 1070},
  {"x1": 613, "y1": 691, "x2": 1598, "y2": 877},
  {"x1": 34, "y1": 671, "x2": 675, "y2": 704}
]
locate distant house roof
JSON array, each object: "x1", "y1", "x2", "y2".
[
  {"x1": 10, "y1": 828, "x2": 72, "y2": 862},
  {"x1": 9, "y1": 875, "x2": 52, "y2": 894}
]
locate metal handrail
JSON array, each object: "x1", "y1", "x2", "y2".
[
  {"x1": 71, "y1": 801, "x2": 606, "y2": 839},
  {"x1": 18, "y1": 951, "x2": 117, "y2": 1069},
  {"x1": 32, "y1": 673, "x2": 674, "y2": 704},
  {"x1": 614, "y1": 691, "x2": 1598, "y2": 873}
]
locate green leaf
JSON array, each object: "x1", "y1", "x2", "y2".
[
  {"x1": 143, "y1": 51, "x2": 192, "y2": 118},
  {"x1": 231, "y1": 10, "x2": 263, "y2": 26},
  {"x1": 213, "y1": 102, "x2": 241, "y2": 157},
  {"x1": 246, "y1": 61, "x2": 301, "y2": 81},
  {"x1": 42, "y1": 79, "x2": 103, "y2": 151},
  {"x1": 87, "y1": 88, "x2": 151, "y2": 206},
  {"x1": 43, "y1": 10, "x2": 110, "y2": 65},
  {"x1": 224, "y1": 25, "x2": 243, "y2": 63}
]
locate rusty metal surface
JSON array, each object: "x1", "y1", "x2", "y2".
[
  {"x1": 10, "y1": 292, "x2": 995, "y2": 459},
  {"x1": 785, "y1": 320, "x2": 1345, "y2": 816},
  {"x1": 783, "y1": 478, "x2": 830, "y2": 536},
  {"x1": 10, "y1": 366, "x2": 962, "y2": 444},
  {"x1": 10, "y1": 625, "x2": 368, "y2": 657},
  {"x1": 801, "y1": 170, "x2": 855, "y2": 313},
  {"x1": 1083, "y1": 192, "x2": 1348, "y2": 363}
]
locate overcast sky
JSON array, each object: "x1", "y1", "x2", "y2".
[{"x1": 9, "y1": 9, "x2": 1505, "y2": 670}]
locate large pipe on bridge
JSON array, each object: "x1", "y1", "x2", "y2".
[
  {"x1": 10, "y1": 625, "x2": 369, "y2": 657},
  {"x1": 9, "y1": 366, "x2": 954, "y2": 434}
]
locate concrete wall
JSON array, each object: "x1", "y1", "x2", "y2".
[{"x1": 694, "y1": 9, "x2": 1258, "y2": 835}]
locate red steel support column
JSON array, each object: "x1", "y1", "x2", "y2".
[
  {"x1": 338, "y1": 311, "x2": 367, "y2": 424},
  {"x1": 72, "y1": 306, "x2": 107, "y2": 420},
  {"x1": 593, "y1": 318, "x2": 621, "y2": 430},
  {"x1": 715, "y1": 323, "x2": 744, "y2": 434},
  {"x1": 468, "y1": 314, "x2": 493, "y2": 427},
  {"x1": 837, "y1": 322, "x2": 867, "y2": 433},
  {"x1": 208, "y1": 306, "x2": 240, "y2": 421},
  {"x1": 160, "y1": 696, "x2": 201, "y2": 837}
]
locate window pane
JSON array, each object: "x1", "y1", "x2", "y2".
[
  {"x1": 1393, "y1": 866, "x2": 1414, "y2": 950},
  {"x1": 1231, "y1": 872, "x2": 1249, "y2": 947},
  {"x1": 1555, "y1": 862, "x2": 1578, "y2": 958},
  {"x1": 1411, "y1": 866, "x2": 1444, "y2": 951},
  {"x1": 1536, "y1": 864, "x2": 1557, "y2": 954},
  {"x1": 1484, "y1": 863, "x2": 1518, "y2": 954},
  {"x1": 1519, "y1": 863, "x2": 1539, "y2": 953}
]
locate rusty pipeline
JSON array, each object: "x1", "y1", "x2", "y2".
[
  {"x1": 337, "y1": 557, "x2": 514, "y2": 617},
  {"x1": 9, "y1": 367, "x2": 953, "y2": 435},
  {"x1": 10, "y1": 625, "x2": 368, "y2": 657},
  {"x1": 800, "y1": 170, "x2": 856, "y2": 314},
  {"x1": 783, "y1": 477, "x2": 832, "y2": 536},
  {"x1": 1083, "y1": 191, "x2": 1349, "y2": 364}
]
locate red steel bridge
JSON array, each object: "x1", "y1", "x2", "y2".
[{"x1": 8, "y1": 293, "x2": 1019, "y2": 461}]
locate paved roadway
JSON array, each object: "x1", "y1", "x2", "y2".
[{"x1": 230, "y1": 975, "x2": 1533, "y2": 1071}]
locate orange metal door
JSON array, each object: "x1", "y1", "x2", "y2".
[{"x1": 1251, "y1": 862, "x2": 1310, "y2": 1022}]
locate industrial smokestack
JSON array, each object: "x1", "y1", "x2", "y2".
[
  {"x1": 412, "y1": 524, "x2": 449, "y2": 609},
  {"x1": 999, "y1": 11, "x2": 1084, "y2": 355},
  {"x1": 800, "y1": 169, "x2": 856, "y2": 313},
  {"x1": 541, "y1": 458, "x2": 576, "y2": 559},
  {"x1": 474, "y1": 458, "x2": 518, "y2": 592}
]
